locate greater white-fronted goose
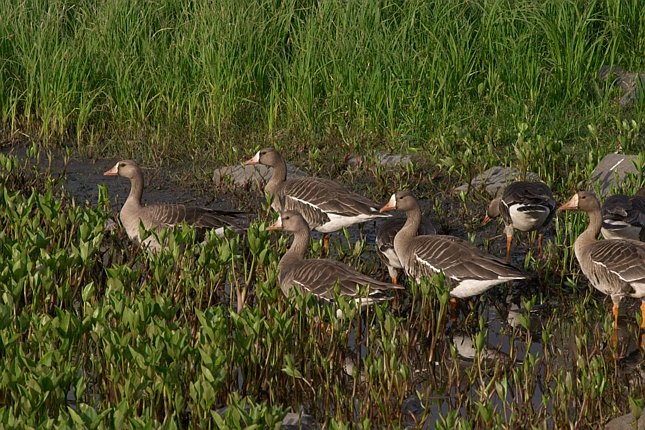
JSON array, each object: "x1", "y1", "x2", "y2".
[
  {"x1": 268, "y1": 210, "x2": 402, "y2": 305},
  {"x1": 379, "y1": 191, "x2": 526, "y2": 301},
  {"x1": 601, "y1": 187, "x2": 645, "y2": 241},
  {"x1": 245, "y1": 148, "x2": 389, "y2": 254},
  {"x1": 484, "y1": 181, "x2": 556, "y2": 263},
  {"x1": 104, "y1": 160, "x2": 246, "y2": 250},
  {"x1": 559, "y1": 191, "x2": 645, "y2": 343},
  {"x1": 377, "y1": 216, "x2": 436, "y2": 285}
]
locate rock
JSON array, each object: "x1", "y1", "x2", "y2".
[
  {"x1": 454, "y1": 166, "x2": 540, "y2": 197},
  {"x1": 345, "y1": 153, "x2": 414, "y2": 168},
  {"x1": 590, "y1": 153, "x2": 640, "y2": 197},
  {"x1": 281, "y1": 411, "x2": 320, "y2": 430},
  {"x1": 212, "y1": 164, "x2": 307, "y2": 189},
  {"x1": 599, "y1": 65, "x2": 645, "y2": 108},
  {"x1": 605, "y1": 412, "x2": 645, "y2": 430}
]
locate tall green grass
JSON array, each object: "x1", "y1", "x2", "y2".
[{"x1": 1, "y1": 0, "x2": 643, "y2": 160}]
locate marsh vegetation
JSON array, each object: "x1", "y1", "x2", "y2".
[{"x1": 1, "y1": 0, "x2": 644, "y2": 427}]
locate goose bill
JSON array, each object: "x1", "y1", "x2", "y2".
[
  {"x1": 558, "y1": 193, "x2": 579, "y2": 211},
  {"x1": 103, "y1": 163, "x2": 119, "y2": 176},
  {"x1": 244, "y1": 151, "x2": 260, "y2": 165},
  {"x1": 267, "y1": 216, "x2": 283, "y2": 231},
  {"x1": 379, "y1": 194, "x2": 397, "y2": 213}
]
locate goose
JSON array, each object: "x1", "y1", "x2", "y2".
[
  {"x1": 601, "y1": 187, "x2": 645, "y2": 241},
  {"x1": 104, "y1": 160, "x2": 247, "y2": 251},
  {"x1": 268, "y1": 210, "x2": 402, "y2": 305},
  {"x1": 559, "y1": 191, "x2": 645, "y2": 343},
  {"x1": 484, "y1": 181, "x2": 556, "y2": 263},
  {"x1": 244, "y1": 148, "x2": 389, "y2": 255},
  {"x1": 379, "y1": 191, "x2": 526, "y2": 303},
  {"x1": 377, "y1": 215, "x2": 437, "y2": 285}
]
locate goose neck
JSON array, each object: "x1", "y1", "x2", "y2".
[
  {"x1": 280, "y1": 229, "x2": 309, "y2": 267},
  {"x1": 266, "y1": 158, "x2": 287, "y2": 196},
  {"x1": 393, "y1": 207, "x2": 421, "y2": 260},
  {"x1": 574, "y1": 205, "x2": 602, "y2": 256},
  {"x1": 125, "y1": 172, "x2": 144, "y2": 208}
]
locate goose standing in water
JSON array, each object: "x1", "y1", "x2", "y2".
[
  {"x1": 104, "y1": 160, "x2": 246, "y2": 251},
  {"x1": 245, "y1": 148, "x2": 389, "y2": 255},
  {"x1": 379, "y1": 191, "x2": 526, "y2": 310},
  {"x1": 559, "y1": 191, "x2": 645, "y2": 347},
  {"x1": 601, "y1": 186, "x2": 645, "y2": 241},
  {"x1": 484, "y1": 181, "x2": 556, "y2": 263},
  {"x1": 268, "y1": 210, "x2": 402, "y2": 305}
]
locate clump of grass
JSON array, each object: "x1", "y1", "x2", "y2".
[{"x1": 1, "y1": 0, "x2": 643, "y2": 165}]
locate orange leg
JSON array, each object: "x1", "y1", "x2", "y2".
[
  {"x1": 537, "y1": 233, "x2": 544, "y2": 258},
  {"x1": 505, "y1": 234, "x2": 513, "y2": 263},
  {"x1": 612, "y1": 302, "x2": 619, "y2": 329},
  {"x1": 391, "y1": 275, "x2": 398, "y2": 285},
  {"x1": 450, "y1": 297, "x2": 458, "y2": 321},
  {"x1": 611, "y1": 302, "x2": 620, "y2": 348},
  {"x1": 322, "y1": 234, "x2": 330, "y2": 257}
]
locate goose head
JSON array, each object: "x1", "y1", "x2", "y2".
[
  {"x1": 103, "y1": 160, "x2": 141, "y2": 179},
  {"x1": 244, "y1": 148, "x2": 282, "y2": 167},
  {"x1": 559, "y1": 191, "x2": 600, "y2": 213},
  {"x1": 379, "y1": 190, "x2": 419, "y2": 213},
  {"x1": 267, "y1": 210, "x2": 311, "y2": 233},
  {"x1": 483, "y1": 197, "x2": 502, "y2": 224}
]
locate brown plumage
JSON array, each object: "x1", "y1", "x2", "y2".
[
  {"x1": 559, "y1": 191, "x2": 645, "y2": 344},
  {"x1": 380, "y1": 191, "x2": 526, "y2": 299},
  {"x1": 244, "y1": 148, "x2": 388, "y2": 254},
  {"x1": 484, "y1": 181, "x2": 556, "y2": 262},
  {"x1": 104, "y1": 160, "x2": 247, "y2": 250},
  {"x1": 268, "y1": 210, "x2": 402, "y2": 305}
]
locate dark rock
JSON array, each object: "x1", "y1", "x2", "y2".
[
  {"x1": 454, "y1": 166, "x2": 539, "y2": 197},
  {"x1": 212, "y1": 164, "x2": 307, "y2": 189},
  {"x1": 598, "y1": 65, "x2": 645, "y2": 108},
  {"x1": 605, "y1": 412, "x2": 645, "y2": 430},
  {"x1": 590, "y1": 153, "x2": 640, "y2": 197}
]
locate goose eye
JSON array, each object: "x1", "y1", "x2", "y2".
[{"x1": 119, "y1": 163, "x2": 126, "y2": 168}]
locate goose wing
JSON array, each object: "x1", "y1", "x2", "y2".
[
  {"x1": 502, "y1": 182, "x2": 556, "y2": 226},
  {"x1": 142, "y1": 204, "x2": 247, "y2": 232},
  {"x1": 588, "y1": 240, "x2": 645, "y2": 292},
  {"x1": 281, "y1": 259, "x2": 402, "y2": 303},
  {"x1": 629, "y1": 195, "x2": 645, "y2": 228},
  {"x1": 505, "y1": 182, "x2": 555, "y2": 207},
  {"x1": 407, "y1": 235, "x2": 526, "y2": 282},
  {"x1": 280, "y1": 177, "x2": 382, "y2": 219}
]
